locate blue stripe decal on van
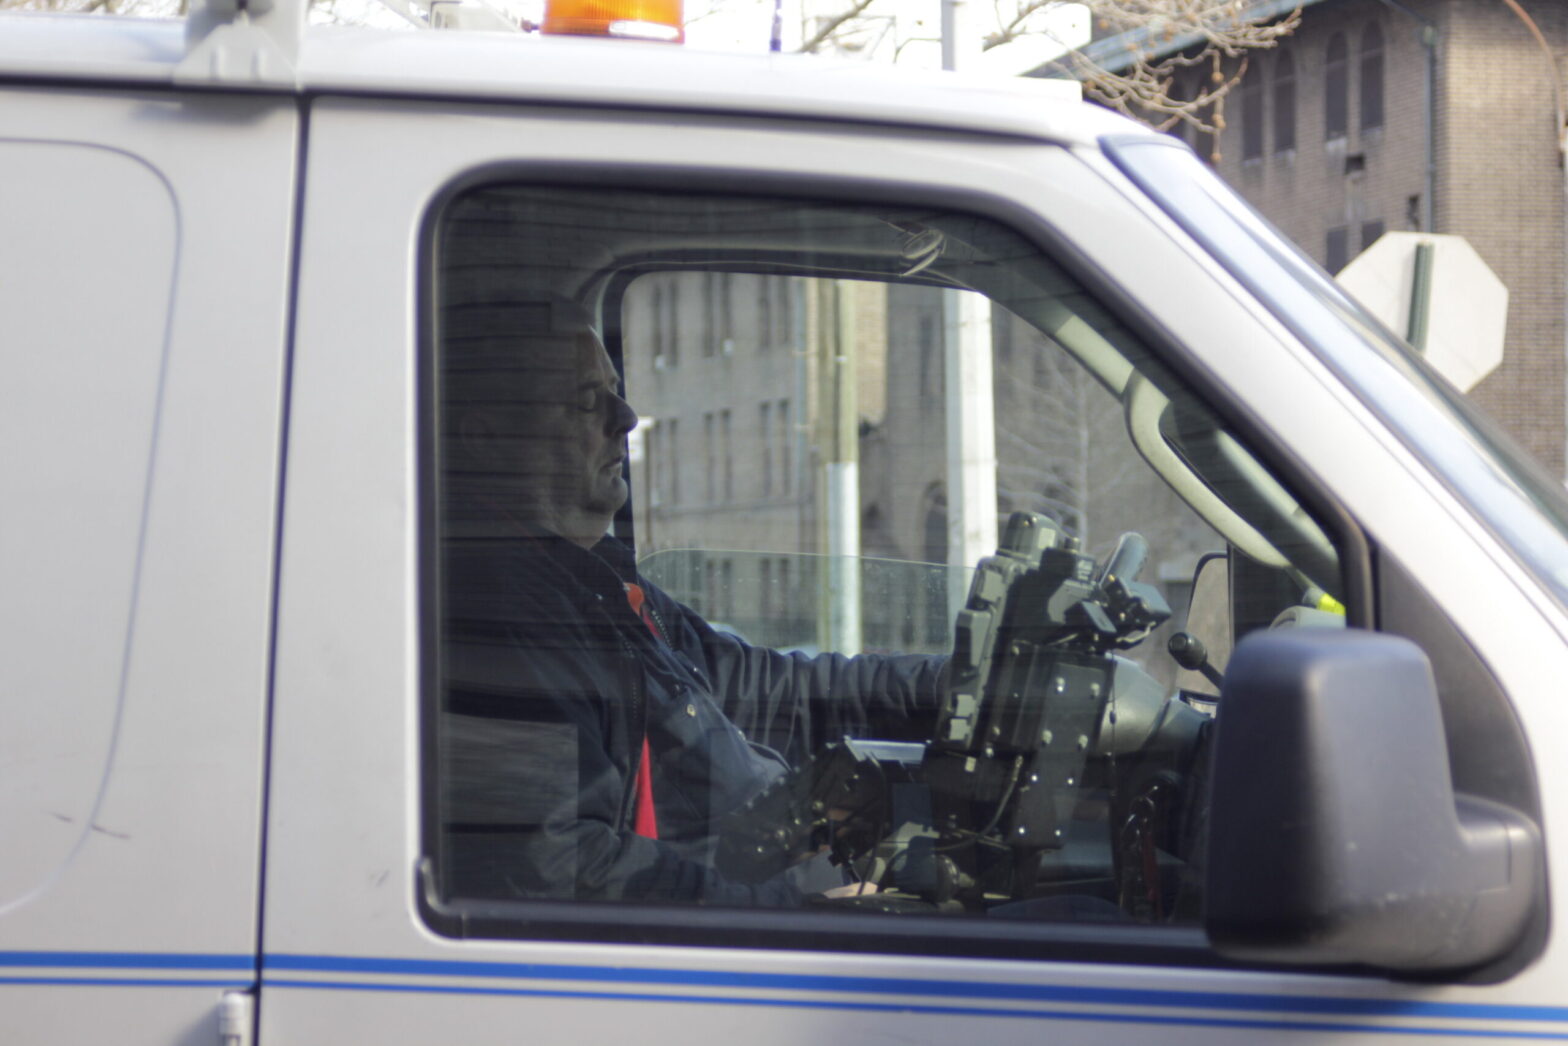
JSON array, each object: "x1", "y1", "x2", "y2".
[
  {"x1": 261, "y1": 978, "x2": 1568, "y2": 1041},
  {"x1": 6, "y1": 951, "x2": 1567, "y2": 1038},
  {"x1": 0, "y1": 977, "x2": 247, "y2": 989},
  {"x1": 0, "y1": 952, "x2": 252, "y2": 971},
  {"x1": 262, "y1": 953, "x2": 1568, "y2": 1025},
  {"x1": 0, "y1": 952, "x2": 254, "y2": 990}
]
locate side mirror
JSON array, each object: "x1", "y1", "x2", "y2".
[{"x1": 1204, "y1": 628, "x2": 1541, "y2": 973}]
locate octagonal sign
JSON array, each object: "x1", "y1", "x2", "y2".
[{"x1": 1336, "y1": 232, "x2": 1508, "y2": 392}]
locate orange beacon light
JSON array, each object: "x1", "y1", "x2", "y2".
[{"x1": 540, "y1": 0, "x2": 685, "y2": 43}]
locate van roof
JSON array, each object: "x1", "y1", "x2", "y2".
[{"x1": 0, "y1": 13, "x2": 1136, "y2": 145}]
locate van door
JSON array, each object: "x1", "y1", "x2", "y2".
[
  {"x1": 264, "y1": 93, "x2": 1563, "y2": 1043},
  {"x1": 0, "y1": 85, "x2": 296, "y2": 1042}
]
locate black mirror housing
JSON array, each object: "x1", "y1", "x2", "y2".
[{"x1": 1205, "y1": 628, "x2": 1542, "y2": 973}]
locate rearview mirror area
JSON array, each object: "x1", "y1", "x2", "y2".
[{"x1": 1205, "y1": 628, "x2": 1542, "y2": 977}]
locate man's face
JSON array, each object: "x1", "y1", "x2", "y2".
[
  {"x1": 563, "y1": 334, "x2": 639, "y2": 536},
  {"x1": 504, "y1": 331, "x2": 638, "y2": 546}
]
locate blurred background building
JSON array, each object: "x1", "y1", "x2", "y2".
[{"x1": 1060, "y1": 0, "x2": 1568, "y2": 474}]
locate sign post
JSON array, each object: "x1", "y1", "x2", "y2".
[{"x1": 1337, "y1": 232, "x2": 1508, "y2": 392}]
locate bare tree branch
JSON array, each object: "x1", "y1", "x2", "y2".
[
  {"x1": 1064, "y1": 1, "x2": 1301, "y2": 147},
  {"x1": 783, "y1": 0, "x2": 1300, "y2": 152},
  {"x1": 981, "y1": 0, "x2": 1062, "y2": 51},
  {"x1": 797, "y1": 0, "x2": 878, "y2": 54}
]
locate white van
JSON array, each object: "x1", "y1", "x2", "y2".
[{"x1": 3, "y1": 2, "x2": 1565, "y2": 1042}]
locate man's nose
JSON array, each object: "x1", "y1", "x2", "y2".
[{"x1": 608, "y1": 392, "x2": 638, "y2": 435}]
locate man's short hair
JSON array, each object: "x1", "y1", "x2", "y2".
[{"x1": 441, "y1": 291, "x2": 601, "y2": 412}]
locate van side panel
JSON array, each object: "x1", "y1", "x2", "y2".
[{"x1": 0, "y1": 88, "x2": 296, "y2": 1044}]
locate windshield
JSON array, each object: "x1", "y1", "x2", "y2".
[{"x1": 1108, "y1": 137, "x2": 1568, "y2": 612}]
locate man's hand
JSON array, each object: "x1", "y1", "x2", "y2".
[{"x1": 821, "y1": 880, "x2": 879, "y2": 899}]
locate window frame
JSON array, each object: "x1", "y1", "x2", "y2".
[
  {"x1": 1360, "y1": 219, "x2": 1384, "y2": 254},
  {"x1": 1359, "y1": 22, "x2": 1385, "y2": 134},
  {"x1": 1324, "y1": 32, "x2": 1349, "y2": 141},
  {"x1": 1239, "y1": 60, "x2": 1265, "y2": 162},
  {"x1": 1272, "y1": 48, "x2": 1296, "y2": 155},
  {"x1": 1325, "y1": 225, "x2": 1349, "y2": 274},
  {"x1": 414, "y1": 159, "x2": 1374, "y2": 964}
]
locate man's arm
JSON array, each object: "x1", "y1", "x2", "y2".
[{"x1": 644, "y1": 583, "x2": 947, "y2": 761}]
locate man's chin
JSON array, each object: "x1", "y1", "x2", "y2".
[{"x1": 588, "y1": 480, "x2": 629, "y2": 516}]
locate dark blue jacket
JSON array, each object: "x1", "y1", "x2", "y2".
[{"x1": 439, "y1": 533, "x2": 945, "y2": 906}]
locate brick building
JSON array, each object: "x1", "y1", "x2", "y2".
[{"x1": 1065, "y1": 0, "x2": 1568, "y2": 474}]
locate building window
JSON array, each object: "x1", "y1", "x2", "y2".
[
  {"x1": 1325, "y1": 33, "x2": 1348, "y2": 140},
  {"x1": 777, "y1": 398, "x2": 790, "y2": 494},
  {"x1": 1360, "y1": 22, "x2": 1385, "y2": 133},
  {"x1": 720, "y1": 408, "x2": 732, "y2": 502},
  {"x1": 1273, "y1": 48, "x2": 1296, "y2": 154},
  {"x1": 921, "y1": 487, "x2": 947, "y2": 564},
  {"x1": 652, "y1": 285, "x2": 666, "y2": 364},
  {"x1": 1361, "y1": 219, "x2": 1385, "y2": 253},
  {"x1": 760, "y1": 401, "x2": 772, "y2": 496},
  {"x1": 776, "y1": 278, "x2": 793, "y2": 348},
  {"x1": 666, "y1": 279, "x2": 679, "y2": 366},
  {"x1": 1240, "y1": 61, "x2": 1264, "y2": 161},
  {"x1": 758, "y1": 277, "x2": 771, "y2": 351},
  {"x1": 647, "y1": 422, "x2": 662, "y2": 507},
  {"x1": 777, "y1": 557, "x2": 794, "y2": 643},
  {"x1": 667, "y1": 414, "x2": 680, "y2": 504},
  {"x1": 704, "y1": 411, "x2": 715, "y2": 500},
  {"x1": 994, "y1": 310, "x2": 1014, "y2": 363},
  {"x1": 918, "y1": 312, "x2": 939, "y2": 399},
  {"x1": 921, "y1": 486, "x2": 948, "y2": 645},
  {"x1": 650, "y1": 277, "x2": 679, "y2": 369},
  {"x1": 1326, "y1": 226, "x2": 1349, "y2": 274},
  {"x1": 719, "y1": 273, "x2": 735, "y2": 354},
  {"x1": 703, "y1": 273, "x2": 719, "y2": 356}
]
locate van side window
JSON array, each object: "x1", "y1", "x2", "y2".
[{"x1": 422, "y1": 185, "x2": 1345, "y2": 950}]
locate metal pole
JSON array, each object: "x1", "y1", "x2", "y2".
[
  {"x1": 942, "y1": 0, "x2": 999, "y2": 619},
  {"x1": 940, "y1": 0, "x2": 961, "y2": 72},
  {"x1": 821, "y1": 281, "x2": 861, "y2": 654},
  {"x1": 1406, "y1": 240, "x2": 1435, "y2": 351},
  {"x1": 943, "y1": 290, "x2": 998, "y2": 623}
]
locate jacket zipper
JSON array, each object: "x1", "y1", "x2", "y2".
[{"x1": 615, "y1": 633, "x2": 645, "y2": 832}]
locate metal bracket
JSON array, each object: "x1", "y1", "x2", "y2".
[
  {"x1": 218, "y1": 989, "x2": 256, "y2": 1046},
  {"x1": 175, "y1": 0, "x2": 302, "y2": 88}
]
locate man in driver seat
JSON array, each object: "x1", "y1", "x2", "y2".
[{"x1": 438, "y1": 297, "x2": 945, "y2": 907}]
